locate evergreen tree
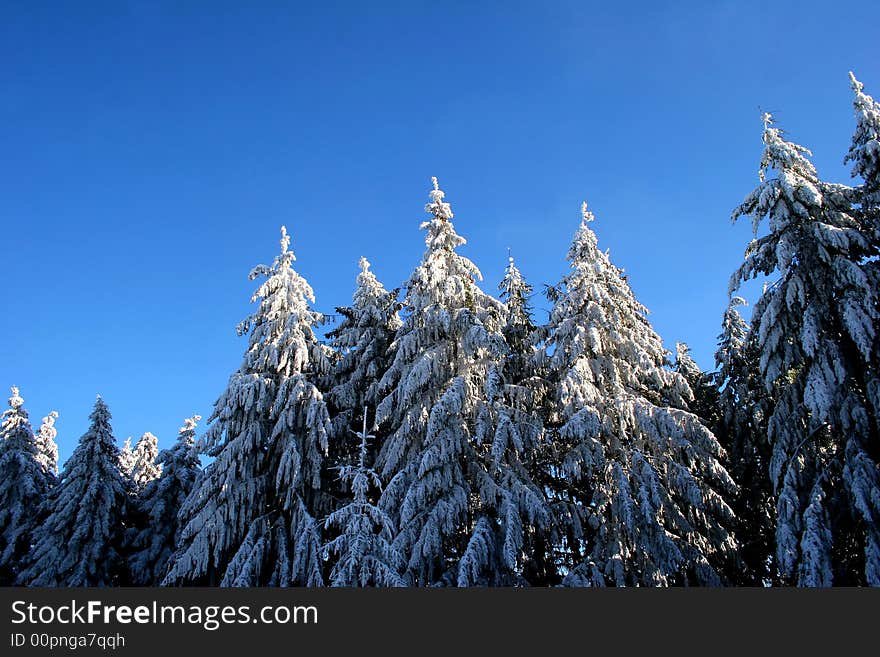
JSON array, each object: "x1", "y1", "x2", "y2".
[
  {"x1": 498, "y1": 255, "x2": 536, "y2": 361},
  {"x1": 323, "y1": 410, "x2": 405, "y2": 587},
  {"x1": 375, "y1": 177, "x2": 516, "y2": 585},
  {"x1": 118, "y1": 437, "x2": 136, "y2": 480},
  {"x1": 129, "y1": 416, "x2": 202, "y2": 586},
  {"x1": 462, "y1": 364, "x2": 552, "y2": 586},
  {"x1": 731, "y1": 114, "x2": 880, "y2": 585},
  {"x1": 165, "y1": 226, "x2": 331, "y2": 586},
  {"x1": 674, "y1": 342, "x2": 721, "y2": 430},
  {"x1": 19, "y1": 396, "x2": 129, "y2": 586},
  {"x1": 541, "y1": 203, "x2": 737, "y2": 586},
  {"x1": 326, "y1": 256, "x2": 401, "y2": 473},
  {"x1": 712, "y1": 297, "x2": 775, "y2": 585},
  {"x1": 0, "y1": 387, "x2": 48, "y2": 584},
  {"x1": 34, "y1": 410, "x2": 59, "y2": 481},
  {"x1": 128, "y1": 432, "x2": 162, "y2": 491},
  {"x1": 485, "y1": 256, "x2": 556, "y2": 586},
  {"x1": 846, "y1": 72, "x2": 880, "y2": 214}
]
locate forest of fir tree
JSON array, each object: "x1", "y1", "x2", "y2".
[{"x1": 1, "y1": 72, "x2": 878, "y2": 588}]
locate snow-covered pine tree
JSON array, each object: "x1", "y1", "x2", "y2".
[
  {"x1": 731, "y1": 114, "x2": 880, "y2": 586},
  {"x1": 129, "y1": 416, "x2": 202, "y2": 586},
  {"x1": 19, "y1": 396, "x2": 129, "y2": 586},
  {"x1": 498, "y1": 255, "x2": 535, "y2": 362},
  {"x1": 479, "y1": 255, "x2": 555, "y2": 586},
  {"x1": 845, "y1": 75, "x2": 880, "y2": 464},
  {"x1": 127, "y1": 432, "x2": 162, "y2": 491},
  {"x1": 715, "y1": 298, "x2": 757, "y2": 441},
  {"x1": 34, "y1": 410, "x2": 59, "y2": 481},
  {"x1": 463, "y1": 362, "x2": 552, "y2": 586},
  {"x1": 118, "y1": 432, "x2": 161, "y2": 581},
  {"x1": 118, "y1": 437, "x2": 136, "y2": 480},
  {"x1": 846, "y1": 72, "x2": 880, "y2": 215},
  {"x1": 674, "y1": 342, "x2": 721, "y2": 430},
  {"x1": 325, "y1": 256, "x2": 401, "y2": 475},
  {"x1": 541, "y1": 203, "x2": 737, "y2": 587},
  {"x1": 376, "y1": 177, "x2": 515, "y2": 586},
  {"x1": 323, "y1": 410, "x2": 405, "y2": 587},
  {"x1": 165, "y1": 226, "x2": 331, "y2": 587},
  {"x1": 0, "y1": 387, "x2": 48, "y2": 584},
  {"x1": 712, "y1": 297, "x2": 775, "y2": 585}
]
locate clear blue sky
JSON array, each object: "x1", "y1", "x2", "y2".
[{"x1": 2, "y1": 1, "x2": 877, "y2": 464}]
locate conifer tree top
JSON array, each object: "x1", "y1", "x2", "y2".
[
  {"x1": 7, "y1": 386, "x2": 23, "y2": 413},
  {"x1": 427, "y1": 176, "x2": 453, "y2": 222},
  {"x1": 354, "y1": 256, "x2": 387, "y2": 301},
  {"x1": 420, "y1": 177, "x2": 471, "y2": 263},
  {"x1": 714, "y1": 296, "x2": 750, "y2": 369},
  {"x1": 502, "y1": 254, "x2": 524, "y2": 284},
  {"x1": 235, "y1": 224, "x2": 325, "y2": 379},
  {"x1": 1, "y1": 386, "x2": 34, "y2": 448},
  {"x1": 404, "y1": 177, "x2": 491, "y2": 318},
  {"x1": 567, "y1": 202, "x2": 601, "y2": 263},
  {"x1": 498, "y1": 253, "x2": 534, "y2": 331},
  {"x1": 179, "y1": 414, "x2": 201, "y2": 439},
  {"x1": 845, "y1": 71, "x2": 880, "y2": 189},
  {"x1": 756, "y1": 112, "x2": 818, "y2": 185},
  {"x1": 35, "y1": 410, "x2": 60, "y2": 477}
]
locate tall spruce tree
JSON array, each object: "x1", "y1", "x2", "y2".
[
  {"x1": 129, "y1": 416, "x2": 202, "y2": 586},
  {"x1": 326, "y1": 257, "x2": 401, "y2": 472},
  {"x1": 541, "y1": 203, "x2": 737, "y2": 586},
  {"x1": 376, "y1": 177, "x2": 523, "y2": 585},
  {"x1": 34, "y1": 410, "x2": 59, "y2": 481},
  {"x1": 0, "y1": 387, "x2": 48, "y2": 584},
  {"x1": 480, "y1": 256, "x2": 554, "y2": 586},
  {"x1": 19, "y1": 396, "x2": 129, "y2": 586},
  {"x1": 731, "y1": 114, "x2": 880, "y2": 585},
  {"x1": 165, "y1": 226, "x2": 331, "y2": 586}
]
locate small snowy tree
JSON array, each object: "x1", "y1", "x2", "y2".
[
  {"x1": 129, "y1": 416, "x2": 202, "y2": 586},
  {"x1": 34, "y1": 410, "x2": 60, "y2": 481},
  {"x1": 326, "y1": 256, "x2": 401, "y2": 474},
  {"x1": 127, "y1": 432, "x2": 162, "y2": 491},
  {"x1": 498, "y1": 255, "x2": 536, "y2": 361},
  {"x1": 674, "y1": 342, "x2": 721, "y2": 430},
  {"x1": 541, "y1": 203, "x2": 737, "y2": 586},
  {"x1": 118, "y1": 438, "x2": 136, "y2": 480},
  {"x1": 375, "y1": 177, "x2": 511, "y2": 585},
  {"x1": 713, "y1": 297, "x2": 775, "y2": 585},
  {"x1": 846, "y1": 72, "x2": 880, "y2": 214},
  {"x1": 323, "y1": 410, "x2": 405, "y2": 587},
  {"x1": 0, "y1": 387, "x2": 48, "y2": 584},
  {"x1": 731, "y1": 114, "x2": 880, "y2": 585},
  {"x1": 19, "y1": 396, "x2": 129, "y2": 586},
  {"x1": 165, "y1": 226, "x2": 331, "y2": 587}
]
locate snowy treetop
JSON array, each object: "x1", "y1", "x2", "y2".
[
  {"x1": 845, "y1": 72, "x2": 880, "y2": 199},
  {"x1": 179, "y1": 414, "x2": 201, "y2": 436},
  {"x1": 7, "y1": 386, "x2": 23, "y2": 412},
  {"x1": 234, "y1": 225, "x2": 328, "y2": 380}
]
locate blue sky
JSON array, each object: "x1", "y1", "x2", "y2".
[{"x1": 2, "y1": 1, "x2": 877, "y2": 464}]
